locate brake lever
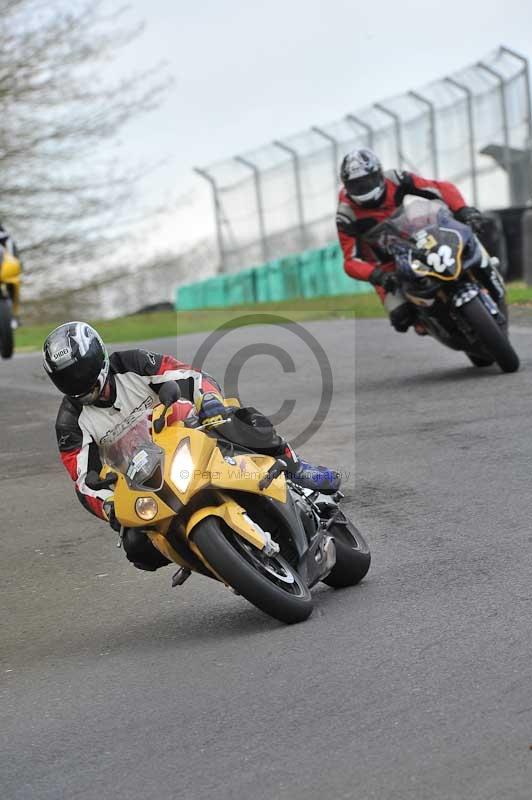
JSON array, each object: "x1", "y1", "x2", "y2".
[{"x1": 195, "y1": 418, "x2": 231, "y2": 432}]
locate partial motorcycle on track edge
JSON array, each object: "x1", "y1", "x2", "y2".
[{"x1": 0, "y1": 248, "x2": 21, "y2": 360}]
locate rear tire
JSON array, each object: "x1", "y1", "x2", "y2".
[
  {"x1": 323, "y1": 517, "x2": 371, "y2": 589},
  {"x1": 0, "y1": 298, "x2": 14, "y2": 359},
  {"x1": 192, "y1": 517, "x2": 313, "y2": 624},
  {"x1": 459, "y1": 296, "x2": 519, "y2": 373}
]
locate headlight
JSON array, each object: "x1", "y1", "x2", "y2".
[
  {"x1": 170, "y1": 437, "x2": 194, "y2": 494},
  {"x1": 135, "y1": 496, "x2": 158, "y2": 521}
]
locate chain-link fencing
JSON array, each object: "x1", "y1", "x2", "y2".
[{"x1": 196, "y1": 46, "x2": 532, "y2": 274}]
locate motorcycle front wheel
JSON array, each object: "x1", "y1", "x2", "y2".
[
  {"x1": 0, "y1": 298, "x2": 14, "y2": 359},
  {"x1": 459, "y1": 296, "x2": 519, "y2": 373},
  {"x1": 192, "y1": 517, "x2": 313, "y2": 624}
]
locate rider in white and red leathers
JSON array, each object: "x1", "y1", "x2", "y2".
[
  {"x1": 44, "y1": 322, "x2": 340, "y2": 570},
  {"x1": 54, "y1": 347, "x2": 220, "y2": 518}
]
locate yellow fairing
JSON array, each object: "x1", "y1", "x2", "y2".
[
  {"x1": 112, "y1": 472, "x2": 176, "y2": 528},
  {"x1": 145, "y1": 531, "x2": 194, "y2": 571},
  {"x1": 109, "y1": 471, "x2": 193, "y2": 568},
  {"x1": 151, "y1": 406, "x2": 287, "y2": 506},
  {"x1": 208, "y1": 448, "x2": 287, "y2": 503},
  {"x1": 185, "y1": 498, "x2": 268, "y2": 574},
  {"x1": 106, "y1": 403, "x2": 288, "y2": 573}
]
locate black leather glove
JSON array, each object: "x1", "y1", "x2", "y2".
[
  {"x1": 103, "y1": 499, "x2": 121, "y2": 532},
  {"x1": 455, "y1": 206, "x2": 486, "y2": 234},
  {"x1": 369, "y1": 267, "x2": 398, "y2": 293}
]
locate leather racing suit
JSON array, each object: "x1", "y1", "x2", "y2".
[
  {"x1": 55, "y1": 349, "x2": 340, "y2": 570},
  {"x1": 336, "y1": 169, "x2": 473, "y2": 332}
]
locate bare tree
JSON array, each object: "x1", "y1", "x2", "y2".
[{"x1": 0, "y1": 0, "x2": 169, "y2": 289}]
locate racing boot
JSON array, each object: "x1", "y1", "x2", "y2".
[
  {"x1": 122, "y1": 528, "x2": 170, "y2": 571},
  {"x1": 259, "y1": 444, "x2": 341, "y2": 495},
  {"x1": 291, "y1": 459, "x2": 342, "y2": 494},
  {"x1": 389, "y1": 302, "x2": 416, "y2": 333},
  {"x1": 385, "y1": 288, "x2": 416, "y2": 333}
]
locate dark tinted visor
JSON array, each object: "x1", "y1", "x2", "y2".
[
  {"x1": 51, "y1": 358, "x2": 101, "y2": 397},
  {"x1": 345, "y1": 169, "x2": 383, "y2": 197}
]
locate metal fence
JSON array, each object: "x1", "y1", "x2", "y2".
[{"x1": 196, "y1": 46, "x2": 532, "y2": 274}]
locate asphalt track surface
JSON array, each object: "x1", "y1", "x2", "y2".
[{"x1": 2, "y1": 317, "x2": 532, "y2": 800}]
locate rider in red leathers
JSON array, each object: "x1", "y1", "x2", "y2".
[{"x1": 336, "y1": 148, "x2": 486, "y2": 332}]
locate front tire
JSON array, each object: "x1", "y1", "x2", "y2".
[
  {"x1": 192, "y1": 517, "x2": 313, "y2": 624},
  {"x1": 459, "y1": 296, "x2": 519, "y2": 373},
  {"x1": 323, "y1": 516, "x2": 371, "y2": 588},
  {"x1": 0, "y1": 298, "x2": 14, "y2": 359}
]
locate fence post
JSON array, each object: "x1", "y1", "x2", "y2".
[
  {"x1": 311, "y1": 126, "x2": 340, "y2": 206},
  {"x1": 500, "y1": 46, "x2": 532, "y2": 200},
  {"x1": 345, "y1": 114, "x2": 375, "y2": 149},
  {"x1": 234, "y1": 155, "x2": 268, "y2": 264},
  {"x1": 500, "y1": 46, "x2": 532, "y2": 147},
  {"x1": 444, "y1": 76, "x2": 479, "y2": 207},
  {"x1": 408, "y1": 90, "x2": 439, "y2": 178},
  {"x1": 273, "y1": 139, "x2": 307, "y2": 250},
  {"x1": 477, "y1": 61, "x2": 512, "y2": 202},
  {"x1": 194, "y1": 167, "x2": 226, "y2": 273},
  {"x1": 373, "y1": 102, "x2": 404, "y2": 169}
]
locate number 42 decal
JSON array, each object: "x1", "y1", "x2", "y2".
[{"x1": 426, "y1": 245, "x2": 455, "y2": 273}]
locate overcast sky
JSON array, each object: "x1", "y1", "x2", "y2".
[{"x1": 113, "y1": 0, "x2": 532, "y2": 252}]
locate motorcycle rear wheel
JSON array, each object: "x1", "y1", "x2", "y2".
[
  {"x1": 192, "y1": 517, "x2": 313, "y2": 624},
  {"x1": 323, "y1": 516, "x2": 371, "y2": 588},
  {"x1": 0, "y1": 298, "x2": 14, "y2": 359},
  {"x1": 459, "y1": 296, "x2": 519, "y2": 373}
]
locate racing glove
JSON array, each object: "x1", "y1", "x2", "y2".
[
  {"x1": 394, "y1": 249, "x2": 414, "y2": 276},
  {"x1": 455, "y1": 206, "x2": 486, "y2": 234},
  {"x1": 369, "y1": 267, "x2": 398, "y2": 293},
  {"x1": 195, "y1": 391, "x2": 227, "y2": 424}
]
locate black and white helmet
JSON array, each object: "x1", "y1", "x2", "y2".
[
  {"x1": 43, "y1": 321, "x2": 110, "y2": 404},
  {"x1": 340, "y1": 148, "x2": 385, "y2": 206}
]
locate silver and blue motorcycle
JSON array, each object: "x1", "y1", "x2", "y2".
[{"x1": 365, "y1": 195, "x2": 519, "y2": 373}]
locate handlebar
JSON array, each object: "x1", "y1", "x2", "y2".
[{"x1": 85, "y1": 470, "x2": 118, "y2": 491}]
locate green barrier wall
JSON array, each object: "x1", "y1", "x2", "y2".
[{"x1": 175, "y1": 243, "x2": 371, "y2": 310}]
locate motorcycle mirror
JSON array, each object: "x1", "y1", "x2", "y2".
[
  {"x1": 158, "y1": 382, "x2": 181, "y2": 409},
  {"x1": 153, "y1": 382, "x2": 181, "y2": 434}
]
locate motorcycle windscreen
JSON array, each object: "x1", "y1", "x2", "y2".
[
  {"x1": 367, "y1": 196, "x2": 465, "y2": 280},
  {"x1": 100, "y1": 411, "x2": 164, "y2": 490},
  {"x1": 363, "y1": 195, "x2": 447, "y2": 255}
]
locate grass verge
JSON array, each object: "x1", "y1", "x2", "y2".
[{"x1": 15, "y1": 282, "x2": 532, "y2": 351}]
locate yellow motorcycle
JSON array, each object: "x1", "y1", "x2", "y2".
[
  {"x1": 0, "y1": 248, "x2": 21, "y2": 359},
  {"x1": 86, "y1": 384, "x2": 370, "y2": 624}
]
